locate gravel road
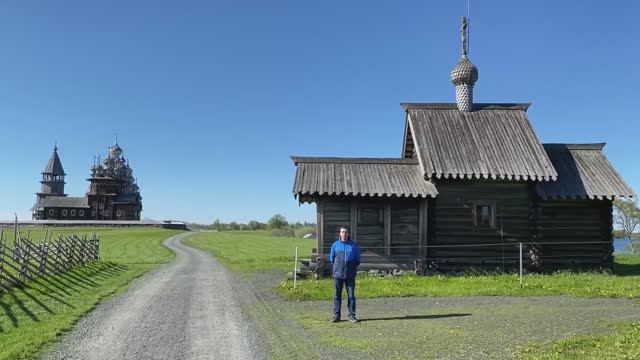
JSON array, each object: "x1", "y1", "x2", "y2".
[{"x1": 42, "y1": 232, "x2": 263, "y2": 360}]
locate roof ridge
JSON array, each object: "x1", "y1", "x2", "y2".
[
  {"x1": 401, "y1": 103, "x2": 531, "y2": 111},
  {"x1": 291, "y1": 156, "x2": 419, "y2": 165}
]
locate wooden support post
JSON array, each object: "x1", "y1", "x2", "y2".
[
  {"x1": 419, "y1": 199, "x2": 428, "y2": 259},
  {"x1": 384, "y1": 204, "x2": 391, "y2": 256},
  {"x1": 316, "y1": 200, "x2": 324, "y2": 256},
  {"x1": 350, "y1": 199, "x2": 358, "y2": 241}
]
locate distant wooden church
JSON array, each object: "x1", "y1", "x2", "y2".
[
  {"x1": 32, "y1": 142, "x2": 143, "y2": 221},
  {"x1": 291, "y1": 17, "x2": 634, "y2": 272}
]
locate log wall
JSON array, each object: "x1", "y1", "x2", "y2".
[
  {"x1": 316, "y1": 197, "x2": 422, "y2": 264},
  {"x1": 536, "y1": 199, "x2": 613, "y2": 269},
  {"x1": 428, "y1": 181, "x2": 531, "y2": 271}
]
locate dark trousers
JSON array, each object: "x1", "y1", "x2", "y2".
[{"x1": 333, "y1": 278, "x2": 356, "y2": 319}]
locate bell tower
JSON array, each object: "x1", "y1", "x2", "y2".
[{"x1": 36, "y1": 145, "x2": 67, "y2": 205}]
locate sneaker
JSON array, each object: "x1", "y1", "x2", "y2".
[
  {"x1": 348, "y1": 317, "x2": 358, "y2": 323},
  {"x1": 331, "y1": 317, "x2": 340, "y2": 323}
]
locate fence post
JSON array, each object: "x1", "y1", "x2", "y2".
[
  {"x1": 519, "y1": 242, "x2": 523, "y2": 288},
  {"x1": 293, "y1": 246, "x2": 298, "y2": 291},
  {"x1": 0, "y1": 229, "x2": 5, "y2": 289}
]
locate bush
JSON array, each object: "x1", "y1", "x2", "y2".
[
  {"x1": 268, "y1": 214, "x2": 288, "y2": 229},
  {"x1": 294, "y1": 226, "x2": 316, "y2": 238},
  {"x1": 270, "y1": 228, "x2": 295, "y2": 238}
]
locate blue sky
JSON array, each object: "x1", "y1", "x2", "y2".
[{"x1": 0, "y1": 1, "x2": 638, "y2": 223}]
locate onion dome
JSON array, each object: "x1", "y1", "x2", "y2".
[
  {"x1": 450, "y1": 56, "x2": 478, "y2": 86},
  {"x1": 450, "y1": 16, "x2": 478, "y2": 112},
  {"x1": 108, "y1": 142, "x2": 123, "y2": 158}
]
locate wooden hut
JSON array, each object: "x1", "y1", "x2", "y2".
[{"x1": 291, "y1": 17, "x2": 634, "y2": 273}]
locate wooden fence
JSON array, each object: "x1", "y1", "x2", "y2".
[{"x1": 0, "y1": 229, "x2": 100, "y2": 291}]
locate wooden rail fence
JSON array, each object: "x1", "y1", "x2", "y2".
[{"x1": 0, "y1": 229, "x2": 100, "y2": 291}]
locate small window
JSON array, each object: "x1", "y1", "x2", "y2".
[
  {"x1": 79, "y1": 210, "x2": 85, "y2": 217},
  {"x1": 71, "y1": 210, "x2": 76, "y2": 216},
  {"x1": 473, "y1": 203, "x2": 495, "y2": 227},
  {"x1": 62, "y1": 209, "x2": 68, "y2": 216},
  {"x1": 48, "y1": 209, "x2": 55, "y2": 216}
]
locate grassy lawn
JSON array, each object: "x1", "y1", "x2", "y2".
[
  {"x1": 277, "y1": 254, "x2": 640, "y2": 300},
  {"x1": 0, "y1": 227, "x2": 181, "y2": 360},
  {"x1": 182, "y1": 230, "x2": 314, "y2": 272},
  {"x1": 517, "y1": 322, "x2": 640, "y2": 360}
]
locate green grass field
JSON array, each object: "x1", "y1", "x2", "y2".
[
  {"x1": 183, "y1": 230, "x2": 315, "y2": 272},
  {"x1": 517, "y1": 322, "x2": 640, "y2": 360},
  {"x1": 278, "y1": 254, "x2": 640, "y2": 300},
  {"x1": 0, "y1": 226, "x2": 181, "y2": 360}
]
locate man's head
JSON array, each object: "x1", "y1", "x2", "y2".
[{"x1": 339, "y1": 226, "x2": 349, "y2": 241}]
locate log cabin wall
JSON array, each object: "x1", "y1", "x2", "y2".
[
  {"x1": 536, "y1": 199, "x2": 613, "y2": 269},
  {"x1": 316, "y1": 197, "x2": 424, "y2": 263},
  {"x1": 390, "y1": 200, "x2": 421, "y2": 256},
  {"x1": 429, "y1": 180, "x2": 531, "y2": 271},
  {"x1": 318, "y1": 199, "x2": 352, "y2": 256}
]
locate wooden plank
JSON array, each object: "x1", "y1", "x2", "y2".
[
  {"x1": 317, "y1": 200, "x2": 324, "y2": 256},
  {"x1": 384, "y1": 203, "x2": 391, "y2": 256},
  {"x1": 350, "y1": 199, "x2": 358, "y2": 240},
  {"x1": 419, "y1": 198, "x2": 427, "y2": 259}
]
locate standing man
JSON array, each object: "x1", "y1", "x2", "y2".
[{"x1": 329, "y1": 226, "x2": 361, "y2": 323}]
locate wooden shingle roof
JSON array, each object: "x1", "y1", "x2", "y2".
[
  {"x1": 31, "y1": 196, "x2": 89, "y2": 211},
  {"x1": 536, "y1": 144, "x2": 634, "y2": 200},
  {"x1": 291, "y1": 157, "x2": 438, "y2": 201},
  {"x1": 43, "y1": 147, "x2": 65, "y2": 175},
  {"x1": 403, "y1": 103, "x2": 558, "y2": 181}
]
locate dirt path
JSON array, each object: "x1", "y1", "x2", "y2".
[{"x1": 42, "y1": 232, "x2": 263, "y2": 360}]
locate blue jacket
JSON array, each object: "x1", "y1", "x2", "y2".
[{"x1": 329, "y1": 237, "x2": 361, "y2": 280}]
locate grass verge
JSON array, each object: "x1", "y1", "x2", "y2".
[
  {"x1": 517, "y1": 322, "x2": 640, "y2": 359},
  {"x1": 0, "y1": 227, "x2": 180, "y2": 360},
  {"x1": 277, "y1": 254, "x2": 640, "y2": 300}
]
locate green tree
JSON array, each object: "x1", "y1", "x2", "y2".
[
  {"x1": 247, "y1": 220, "x2": 264, "y2": 230},
  {"x1": 267, "y1": 214, "x2": 288, "y2": 229},
  {"x1": 212, "y1": 219, "x2": 222, "y2": 231},
  {"x1": 613, "y1": 199, "x2": 640, "y2": 253}
]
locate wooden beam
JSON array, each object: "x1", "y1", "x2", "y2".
[
  {"x1": 317, "y1": 200, "x2": 324, "y2": 256},
  {"x1": 419, "y1": 199, "x2": 427, "y2": 259},
  {"x1": 384, "y1": 203, "x2": 391, "y2": 256},
  {"x1": 350, "y1": 199, "x2": 358, "y2": 240}
]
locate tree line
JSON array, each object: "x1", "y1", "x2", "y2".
[{"x1": 188, "y1": 214, "x2": 315, "y2": 233}]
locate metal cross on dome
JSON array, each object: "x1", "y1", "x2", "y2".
[{"x1": 461, "y1": 16, "x2": 469, "y2": 57}]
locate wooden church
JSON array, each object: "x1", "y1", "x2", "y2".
[
  {"x1": 291, "y1": 17, "x2": 634, "y2": 273},
  {"x1": 32, "y1": 142, "x2": 143, "y2": 221}
]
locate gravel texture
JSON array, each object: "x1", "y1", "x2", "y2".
[
  {"x1": 42, "y1": 232, "x2": 264, "y2": 360},
  {"x1": 238, "y1": 271, "x2": 640, "y2": 360},
  {"x1": 286, "y1": 293, "x2": 640, "y2": 359}
]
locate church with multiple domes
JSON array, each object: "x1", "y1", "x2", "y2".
[{"x1": 32, "y1": 142, "x2": 143, "y2": 221}]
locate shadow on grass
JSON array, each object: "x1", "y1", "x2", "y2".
[
  {"x1": 0, "y1": 261, "x2": 128, "y2": 333},
  {"x1": 358, "y1": 313, "x2": 471, "y2": 322}
]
